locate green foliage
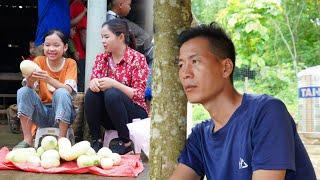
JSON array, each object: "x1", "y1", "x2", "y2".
[
  {"x1": 191, "y1": 0, "x2": 226, "y2": 23},
  {"x1": 192, "y1": 104, "x2": 210, "y2": 124},
  {"x1": 215, "y1": 0, "x2": 282, "y2": 71},
  {"x1": 191, "y1": 0, "x2": 319, "y2": 123}
]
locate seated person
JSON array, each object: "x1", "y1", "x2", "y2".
[
  {"x1": 170, "y1": 23, "x2": 316, "y2": 180},
  {"x1": 84, "y1": 19, "x2": 149, "y2": 154},
  {"x1": 15, "y1": 30, "x2": 77, "y2": 148}
]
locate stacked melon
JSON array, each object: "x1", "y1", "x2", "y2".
[
  {"x1": 5, "y1": 136, "x2": 122, "y2": 169},
  {"x1": 4, "y1": 147, "x2": 40, "y2": 166},
  {"x1": 5, "y1": 136, "x2": 59, "y2": 168},
  {"x1": 95, "y1": 147, "x2": 121, "y2": 169},
  {"x1": 38, "y1": 136, "x2": 60, "y2": 168}
]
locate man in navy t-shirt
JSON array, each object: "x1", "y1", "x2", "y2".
[{"x1": 170, "y1": 23, "x2": 316, "y2": 180}]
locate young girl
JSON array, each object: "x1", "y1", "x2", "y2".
[
  {"x1": 85, "y1": 19, "x2": 149, "y2": 154},
  {"x1": 15, "y1": 30, "x2": 77, "y2": 148}
]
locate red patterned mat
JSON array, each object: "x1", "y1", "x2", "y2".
[{"x1": 0, "y1": 147, "x2": 144, "y2": 177}]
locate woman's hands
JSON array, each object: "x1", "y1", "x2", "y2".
[
  {"x1": 25, "y1": 70, "x2": 52, "y2": 88},
  {"x1": 32, "y1": 70, "x2": 52, "y2": 82},
  {"x1": 25, "y1": 74, "x2": 38, "y2": 88},
  {"x1": 89, "y1": 77, "x2": 135, "y2": 98},
  {"x1": 89, "y1": 78, "x2": 101, "y2": 92},
  {"x1": 98, "y1": 77, "x2": 116, "y2": 91},
  {"x1": 25, "y1": 70, "x2": 73, "y2": 93},
  {"x1": 89, "y1": 77, "x2": 117, "y2": 92}
]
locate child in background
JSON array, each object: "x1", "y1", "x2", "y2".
[{"x1": 22, "y1": 41, "x2": 37, "y2": 61}]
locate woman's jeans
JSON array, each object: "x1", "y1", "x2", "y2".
[{"x1": 17, "y1": 87, "x2": 75, "y2": 128}]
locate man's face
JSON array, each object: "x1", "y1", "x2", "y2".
[
  {"x1": 178, "y1": 37, "x2": 227, "y2": 104},
  {"x1": 119, "y1": 0, "x2": 131, "y2": 17}
]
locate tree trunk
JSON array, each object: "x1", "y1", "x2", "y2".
[{"x1": 149, "y1": 1, "x2": 192, "y2": 179}]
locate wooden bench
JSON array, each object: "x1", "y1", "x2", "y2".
[
  {"x1": 0, "y1": 94, "x2": 17, "y2": 114},
  {"x1": 0, "y1": 73, "x2": 23, "y2": 81},
  {"x1": 0, "y1": 73, "x2": 23, "y2": 115}
]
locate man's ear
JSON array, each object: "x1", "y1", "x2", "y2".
[
  {"x1": 119, "y1": 1, "x2": 124, "y2": 8},
  {"x1": 222, "y1": 58, "x2": 233, "y2": 78}
]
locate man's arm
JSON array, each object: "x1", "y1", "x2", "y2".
[
  {"x1": 80, "y1": 29, "x2": 86, "y2": 49},
  {"x1": 169, "y1": 164, "x2": 201, "y2": 180},
  {"x1": 71, "y1": 8, "x2": 87, "y2": 27},
  {"x1": 252, "y1": 170, "x2": 285, "y2": 180}
]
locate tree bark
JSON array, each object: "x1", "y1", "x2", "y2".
[{"x1": 149, "y1": 0, "x2": 192, "y2": 179}]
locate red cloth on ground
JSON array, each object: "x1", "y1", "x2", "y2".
[{"x1": 0, "y1": 147, "x2": 144, "y2": 177}]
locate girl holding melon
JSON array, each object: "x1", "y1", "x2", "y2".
[{"x1": 15, "y1": 29, "x2": 77, "y2": 149}]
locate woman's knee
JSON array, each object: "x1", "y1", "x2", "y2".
[
  {"x1": 17, "y1": 86, "x2": 36, "y2": 103},
  {"x1": 53, "y1": 88, "x2": 70, "y2": 98},
  {"x1": 52, "y1": 88, "x2": 72, "y2": 106},
  {"x1": 17, "y1": 86, "x2": 33, "y2": 97},
  {"x1": 85, "y1": 89, "x2": 102, "y2": 103},
  {"x1": 104, "y1": 88, "x2": 123, "y2": 104}
]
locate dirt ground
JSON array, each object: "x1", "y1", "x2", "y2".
[{"x1": 301, "y1": 135, "x2": 320, "y2": 179}]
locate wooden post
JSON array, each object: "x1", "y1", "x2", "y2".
[{"x1": 85, "y1": 0, "x2": 107, "y2": 90}]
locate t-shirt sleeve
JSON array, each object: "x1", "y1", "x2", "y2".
[
  {"x1": 178, "y1": 126, "x2": 205, "y2": 177},
  {"x1": 64, "y1": 59, "x2": 78, "y2": 93},
  {"x1": 251, "y1": 98, "x2": 296, "y2": 172}
]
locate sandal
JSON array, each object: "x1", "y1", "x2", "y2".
[
  {"x1": 109, "y1": 138, "x2": 135, "y2": 155},
  {"x1": 13, "y1": 140, "x2": 32, "y2": 149},
  {"x1": 92, "y1": 139, "x2": 103, "y2": 152}
]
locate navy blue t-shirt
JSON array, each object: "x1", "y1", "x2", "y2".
[{"x1": 179, "y1": 94, "x2": 316, "y2": 180}]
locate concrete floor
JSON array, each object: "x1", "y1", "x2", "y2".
[
  {"x1": 0, "y1": 122, "x2": 148, "y2": 179},
  {"x1": 301, "y1": 136, "x2": 320, "y2": 179}
]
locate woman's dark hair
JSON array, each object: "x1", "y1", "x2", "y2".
[
  {"x1": 102, "y1": 19, "x2": 136, "y2": 50},
  {"x1": 178, "y1": 22, "x2": 236, "y2": 84},
  {"x1": 44, "y1": 29, "x2": 69, "y2": 45}
]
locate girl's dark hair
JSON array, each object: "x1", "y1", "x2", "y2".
[
  {"x1": 102, "y1": 19, "x2": 136, "y2": 50},
  {"x1": 44, "y1": 29, "x2": 68, "y2": 45}
]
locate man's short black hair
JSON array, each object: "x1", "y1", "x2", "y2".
[
  {"x1": 110, "y1": 0, "x2": 121, "y2": 7},
  {"x1": 178, "y1": 22, "x2": 236, "y2": 83},
  {"x1": 109, "y1": 0, "x2": 117, "y2": 7}
]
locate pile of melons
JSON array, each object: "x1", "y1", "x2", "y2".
[{"x1": 5, "y1": 136, "x2": 121, "y2": 169}]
